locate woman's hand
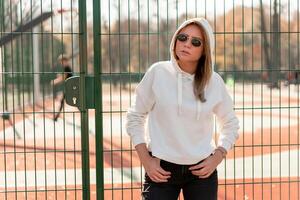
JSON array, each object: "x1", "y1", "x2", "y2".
[
  {"x1": 135, "y1": 143, "x2": 171, "y2": 183},
  {"x1": 188, "y1": 151, "x2": 223, "y2": 178},
  {"x1": 143, "y1": 156, "x2": 171, "y2": 183}
]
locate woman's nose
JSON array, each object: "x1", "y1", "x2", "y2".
[{"x1": 183, "y1": 40, "x2": 192, "y2": 48}]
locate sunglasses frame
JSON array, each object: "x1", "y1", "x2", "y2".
[{"x1": 176, "y1": 33, "x2": 202, "y2": 47}]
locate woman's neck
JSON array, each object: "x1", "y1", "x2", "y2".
[{"x1": 178, "y1": 60, "x2": 197, "y2": 75}]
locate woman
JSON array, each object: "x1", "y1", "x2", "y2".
[{"x1": 126, "y1": 18, "x2": 239, "y2": 200}]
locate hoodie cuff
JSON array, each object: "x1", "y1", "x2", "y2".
[
  {"x1": 131, "y1": 134, "x2": 146, "y2": 147},
  {"x1": 217, "y1": 140, "x2": 232, "y2": 152}
]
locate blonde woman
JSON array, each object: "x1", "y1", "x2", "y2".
[{"x1": 126, "y1": 18, "x2": 239, "y2": 200}]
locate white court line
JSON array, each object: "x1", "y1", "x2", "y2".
[{"x1": 1, "y1": 149, "x2": 299, "y2": 188}]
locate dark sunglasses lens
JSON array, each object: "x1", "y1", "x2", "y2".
[
  {"x1": 191, "y1": 39, "x2": 201, "y2": 47},
  {"x1": 177, "y1": 34, "x2": 188, "y2": 42}
]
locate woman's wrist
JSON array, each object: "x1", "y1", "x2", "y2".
[
  {"x1": 135, "y1": 143, "x2": 152, "y2": 166},
  {"x1": 214, "y1": 146, "x2": 227, "y2": 159}
]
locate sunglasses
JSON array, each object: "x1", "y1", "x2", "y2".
[{"x1": 176, "y1": 33, "x2": 202, "y2": 47}]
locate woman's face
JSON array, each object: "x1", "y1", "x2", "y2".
[{"x1": 175, "y1": 24, "x2": 204, "y2": 64}]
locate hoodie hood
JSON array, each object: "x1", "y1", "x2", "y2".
[
  {"x1": 169, "y1": 18, "x2": 215, "y2": 120},
  {"x1": 170, "y1": 18, "x2": 215, "y2": 73}
]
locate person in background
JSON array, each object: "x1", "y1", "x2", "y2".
[
  {"x1": 126, "y1": 18, "x2": 239, "y2": 200},
  {"x1": 52, "y1": 54, "x2": 73, "y2": 121}
]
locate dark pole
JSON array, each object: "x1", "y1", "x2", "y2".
[
  {"x1": 93, "y1": 0, "x2": 105, "y2": 198},
  {"x1": 0, "y1": 12, "x2": 53, "y2": 47},
  {"x1": 1, "y1": 0, "x2": 8, "y2": 111},
  {"x1": 271, "y1": 0, "x2": 280, "y2": 88},
  {"x1": 78, "y1": 0, "x2": 91, "y2": 199},
  {"x1": 259, "y1": 0, "x2": 272, "y2": 80}
]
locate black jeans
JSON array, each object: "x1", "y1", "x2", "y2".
[{"x1": 142, "y1": 155, "x2": 218, "y2": 200}]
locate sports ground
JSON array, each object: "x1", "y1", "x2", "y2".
[{"x1": 0, "y1": 83, "x2": 299, "y2": 199}]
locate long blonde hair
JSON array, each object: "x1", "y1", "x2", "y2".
[
  {"x1": 193, "y1": 23, "x2": 212, "y2": 102},
  {"x1": 174, "y1": 22, "x2": 213, "y2": 102}
]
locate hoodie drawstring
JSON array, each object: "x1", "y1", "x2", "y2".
[
  {"x1": 177, "y1": 72, "x2": 201, "y2": 120},
  {"x1": 177, "y1": 73, "x2": 182, "y2": 115},
  {"x1": 196, "y1": 101, "x2": 201, "y2": 120},
  {"x1": 171, "y1": 18, "x2": 213, "y2": 121}
]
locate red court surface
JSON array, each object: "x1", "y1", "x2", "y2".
[{"x1": 1, "y1": 84, "x2": 300, "y2": 199}]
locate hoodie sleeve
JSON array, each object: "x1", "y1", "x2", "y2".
[
  {"x1": 213, "y1": 75, "x2": 240, "y2": 152},
  {"x1": 126, "y1": 67, "x2": 156, "y2": 147}
]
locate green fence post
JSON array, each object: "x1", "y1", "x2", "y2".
[
  {"x1": 78, "y1": 0, "x2": 90, "y2": 199},
  {"x1": 1, "y1": 0, "x2": 8, "y2": 111},
  {"x1": 93, "y1": 0, "x2": 104, "y2": 199}
]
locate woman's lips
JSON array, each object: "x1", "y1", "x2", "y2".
[{"x1": 181, "y1": 50, "x2": 191, "y2": 55}]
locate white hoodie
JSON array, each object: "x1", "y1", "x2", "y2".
[{"x1": 126, "y1": 18, "x2": 239, "y2": 165}]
